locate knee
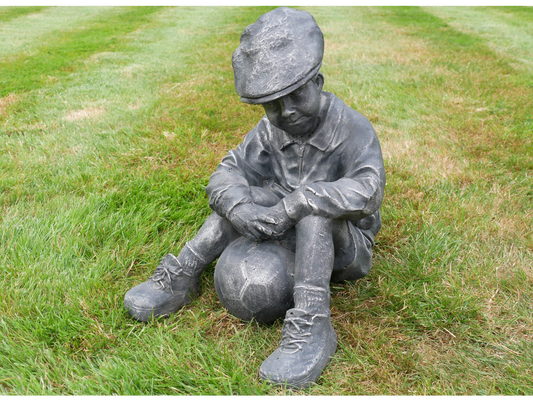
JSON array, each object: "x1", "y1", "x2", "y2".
[{"x1": 296, "y1": 214, "x2": 332, "y2": 233}]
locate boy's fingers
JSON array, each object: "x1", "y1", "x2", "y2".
[
  {"x1": 247, "y1": 223, "x2": 266, "y2": 240},
  {"x1": 235, "y1": 221, "x2": 260, "y2": 241},
  {"x1": 256, "y1": 223, "x2": 272, "y2": 236},
  {"x1": 258, "y1": 216, "x2": 277, "y2": 225},
  {"x1": 263, "y1": 216, "x2": 277, "y2": 224}
]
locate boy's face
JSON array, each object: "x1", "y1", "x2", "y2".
[{"x1": 261, "y1": 73, "x2": 324, "y2": 137}]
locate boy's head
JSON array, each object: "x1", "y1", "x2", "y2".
[{"x1": 232, "y1": 7, "x2": 325, "y2": 136}]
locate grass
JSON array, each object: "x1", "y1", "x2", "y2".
[
  {"x1": 0, "y1": 6, "x2": 532, "y2": 395},
  {"x1": 0, "y1": 6, "x2": 47, "y2": 24}
]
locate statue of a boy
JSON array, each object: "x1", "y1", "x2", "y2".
[{"x1": 124, "y1": 7, "x2": 385, "y2": 389}]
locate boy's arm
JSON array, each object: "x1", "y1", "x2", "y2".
[
  {"x1": 206, "y1": 120, "x2": 280, "y2": 240},
  {"x1": 206, "y1": 121, "x2": 270, "y2": 219},
  {"x1": 206, "y1": 151, "x2": 255, "y2": 220},
  {"x1": 281, "y1": 122, "x2": 385, "y2": 224}
]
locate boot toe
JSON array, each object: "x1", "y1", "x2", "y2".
[
  {"x1": 124, "y1": 278, "x2": 201, "y2": 321},
  {"x1": 259, "y1": 349, "x2": 317, "y2": 389},
  {"x1": 124, "y1": 281, "x2": 166, "y2": 321}
]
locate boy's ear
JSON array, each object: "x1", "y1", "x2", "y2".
[{"x1": 313, "y1": 72, "x2": 325, "y2": 92}]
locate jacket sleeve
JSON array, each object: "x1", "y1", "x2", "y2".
[
  {"x1": 282, "y1": 115, "x2": 386, "y2": 222},
  {"x1": 206, "y1": 119, "x2": 272, "y2": 218}
]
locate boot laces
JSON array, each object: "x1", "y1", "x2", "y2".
[
  {"x1": 150, "y1": 255, "x2": 186, "y2": 293},
  {"x1": 279, "y1": 313, "x2": 327, "y2": 354}
]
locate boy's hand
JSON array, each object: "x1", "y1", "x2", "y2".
[
  {"x1": 228, "y1": 203, "x2": 278, "y2": 241},
  {"x1": 228, "y1": 202, "x2": 296, "y2": 241},
  {"x1": 262, "y1": 202, "x2": 294, "y2": 238}
]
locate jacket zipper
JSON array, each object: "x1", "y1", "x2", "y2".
[{"x1": 297, "y1": 142, "x2": 306, "y2": 184}]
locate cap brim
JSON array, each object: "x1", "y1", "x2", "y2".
[{"x1": 239, "y1": 63, "x2": 322, "y2": 105}]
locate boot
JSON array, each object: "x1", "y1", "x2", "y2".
[
  {"x1": 124, "y1": 243, "x2": 206, "y2": 321},
  {"x1": 259, "y1": 285, "x2": 337, "y2": 389}
]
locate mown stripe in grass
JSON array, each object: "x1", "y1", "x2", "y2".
[
  {"x1": 426, "y1": 7, "x2": 533, "y2": 84},
  {"x1": 0, "y1": 8, "x2": 110, "y2": 61},
  {"x1": 145, "y1": 6, "x2": 274, "y2": 138},
  {"x1": 489, "y1": 6, "x2": 533, "y2": 23},
  {"x1": 378, "y1": 7, "x2": 533, "y2": 172},
  {"x1": 370, "y1": 7, "x2": 533, "y2": 228},
  {"x1": 0, "y1": 7, "x2": 162, "y2": 97},
  {"x1": 131, "y1": 7, "x2": 272, "y2": 179},
  {"x1": 0, "y1": 6, "x2": 48, "y2": 23}
]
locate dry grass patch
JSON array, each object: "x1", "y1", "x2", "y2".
[
  {"x1": 120, "y1": 64, "x2": 143, "y2": 79},
  {"x1": 322, "y1": 11, "x2": 434, "y2": 68},
  {"x1": 493, "y1": 245, "x2": 533, "y2": 280},
  {"x1": 128, "y1": 100, "x2": 142, "y2": 110},
  {"x1": 325, "y1": 323, "x2": 429, "y2": 393},
  {"x1": 374, "y1": 35, "x2": 431, "y2": 66},
  {"x1": 64, "y1": 106, "x2": 104, "y2": 122},
  {"x1": 121, "y1": 130, "x2": 230, "y2": 181},
  {"x1": 380, "y1": 126, "x2": 467, "y2": 182},
  {"x1": 412, "y1": 337, "x2": 459, "y2": 374},
  {"x1": 138, "y1": 72, "x2": 264, "y2": 177},
  {"x1": 0, "y1": 94, "x2": 19, "y2": 116},
  {"x1": 457, "y1": 197, "x2": 532, "y2": 245},
  {"x1": 380, "y1": 130, "x2": 415, "y2": 161}
]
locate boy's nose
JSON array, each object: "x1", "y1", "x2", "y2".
[{"x1": 280, "y1": 97, "x2": 296, "y2": 119}]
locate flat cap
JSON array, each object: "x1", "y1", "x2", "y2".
[{"x1": 232, "y1": 7, "x2": 324, "y2": 104}]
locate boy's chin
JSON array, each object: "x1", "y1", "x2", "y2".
[
  {"x1": 279, "y1": 121, "x2": 316, "y2": 137},
  {"x1": 286, "y1": 127, "x2": 316, "y2": 138}
]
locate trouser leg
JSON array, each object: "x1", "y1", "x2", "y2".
[
  {"x1": 330, "y1": 222, "x2": 375, "y2": 283},
  {"x1": 294, "y1": 215, "x2": 334, "y2": 289},
  {"x1": 185, "y1": 212, "x2": 240, "y2": 268},
  {"x1": 332, "y1": 220, "x2": 356, "y2": 271},
  {"x1": 291, "y1": 214, "x2": 376, "y2": 307}
]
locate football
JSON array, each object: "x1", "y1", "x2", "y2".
[{"x1": 214, "y1": 237, "x2": 295, "y2": 324}]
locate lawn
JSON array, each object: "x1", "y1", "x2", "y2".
[{"x1": 0, "y1": 6, "x2": 532, "y2": 395}]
